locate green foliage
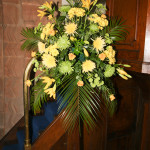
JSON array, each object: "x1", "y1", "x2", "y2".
[
  {"x1": 21, "y1": 28, "x2": 41, "y2": 51},
  {"x1": 101, "y1": 17, "x2": 128, "y2": 42},
  {"x1": 21, "y1": 0, "x2": 131, "y2": 134},
  {"x1": 57, "y1": 74, "x2": 101, "y2": 133},
  {"x1": 100, "y1": 85, "x2": 117, "y2": 116},
  {"x1": 30, "y1": 80, "x2": 48, "y2": 114},
  {"x1": 104, "y1": 65, "x2": 115, "y2": 77}
]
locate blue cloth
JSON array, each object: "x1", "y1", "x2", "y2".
[
  {"x1": 2, "y1": 99, "x2": 61, "y2": 150},
  {"x1": 2, "y1": 144, "x2": 19, "y2": 150}
]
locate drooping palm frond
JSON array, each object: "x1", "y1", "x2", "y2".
[
  {"x1": 21, "y1": 28, "x2": 41, "y2": 51},
  {"x1": 100, "y1": 84, "x2": 117, "y2": 116},
  {"x1": 101, "y1": 17, "x2": 129, "y2": 42},
  {"x1": 57, "y1": 74, "x2": 102, "y2": 133},
  {"x1": 30, "y1": 80, "x2": 48, "y2": 114}
]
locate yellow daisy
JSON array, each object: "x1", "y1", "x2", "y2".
[
  {"x1": 82, "y1": 60, "x2": 96, "y2": 72},
  {"x1": 93, "y1": 37, "x2": 105, "y2": 52},
  {"x1": 65, "y1": 23, "x2": 77, "y2": 35},
  {"x1": 42, "y1": 54, "x2": 56, "y2": 69}
]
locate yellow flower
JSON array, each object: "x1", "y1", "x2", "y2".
[
  {"x1": 117, "y1": 69, "x2": 127, "y2": 75},
  {"x1": 101, "y1": 14, "x2": 107, "y2": 19},
  {"x1": 83, "y1": 48, "x2": 89, "y2": 57},
  {"x1": 44, "y1": 87, "x2": 56, "y2": 99},
  {"x1": 65, "y1": 23, "x2": 77, "y2": 35},
  {"x1": 38, "y1": 42, "x2": 46, "y2": 53},
  {"x1": 41, "y1": 33, "x2": 45, "y2": 40},
  {"x1": 43, "y1": 1, "x2": 53, "y2": 10},
  {"x1": 109, "y1": 58, "x2": 116, "y2": 64},
  {"x1": 98, "y1": 53, "x2": 106, "y2": 61},
  {"x1": 75, "y1": 8, "x2": 86, "y2": 17},
  {"x1": 68, "y1": 8, "x2": 85, "y2": 19},
  {"x1": 42, "y1": 23, "x2": 56, "y2": 38},
  {"x1": 109, "y1": 94, "x2": 115, "y2": 101},
  {"x1": 44, "y1": 84, "x2": 56, "y2": 99},
  {"x1": 88, "y1": 14, "x2": 108, "y2": 27},
  {"x1": 70, "y1": 36, "x2": 75, "y2": 41},
  {"x1": 81, "y1": 0, "x2": 97, "y2": 9},
  {"x1": 93, "y1": 37, "x2": 106, "y2": 52},
  {"x1": 98, "y1": 26, "x2": 103, "y2": 30},
  {"x1": 82, "y1": 60, "x2": 96, "y2": 72},
  {"x1": 48, "y1": 14, "x2": 53, "y2": 20},
  {"x1": 45, "y1": 43, "x2": 59, "y2": 56},
  {"x1": 50, "y1": 49, "x2": 59, "y2": 57},
  {"x1": 77, "y1": 80, "x2": 84, "y2": 86},
  {"x1": 119, "y1": 74, "x2": 128, "y2": 80},
  {"x1": 41, "y1": 76, "x2": 55, "y2": 89},
  {"x1": 25, "y1": 80, "x2": 31, "y2": 87},
  {"x1": 68, "y1": 53, "x2": 76, "y2": 60},
  {"x1": 37, "y1": 10, "x2": 46, "y2": 20},
  {"x1": 104, "y1": 46, "x2": 116, "y2": 64},
  {"x1": 42, "y1": 54, "x2": 56, "y2": 69},
  {"x1": 31, "y1": 51, "x2": 36, "y2": 57}
]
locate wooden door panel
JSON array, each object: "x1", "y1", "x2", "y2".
[{"x1": 107, "y1": 0, "x2": 149, "y2": 72}]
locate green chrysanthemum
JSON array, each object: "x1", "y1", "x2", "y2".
[
  {"x1": 58, "y1": 61, "x2": 73, "y2": 74},
  {"x1": 59, "y1": 5, "x2": 71, "y2": 12},
  {"x1": 89, "y1": 24, "x2": 99, "y2": 33},
  {"x1": 57, "y1": 35, "x2": 71, "y2": 50},
  {"x1": 104, "y1": 65, "x2": 115, "y2": 77}
]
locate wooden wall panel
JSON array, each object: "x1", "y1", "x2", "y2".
[
  {"x1": 107, "y1": 0, "x2": 149, "y2": 72},
  {"x1": 142, "y1": 0, "x2": 150, "y2": 74}
]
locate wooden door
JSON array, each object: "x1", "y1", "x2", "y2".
[{"x1": 107, "y1": 0, "x2": 149, "y2": 72}]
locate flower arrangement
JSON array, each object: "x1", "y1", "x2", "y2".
[{"x1": 21, "y1": 0, "x2": 131, "y2": 132}]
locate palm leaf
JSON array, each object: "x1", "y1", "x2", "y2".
[
  {"x1": 100, "y1": 85, "x2": 117, "y2": 116},
  {"x1": 101, "y1": 17, "x2": 129, "y2": 42},
  {"x1": 57, "y1": 74, "x2": 102, "y2": 133},
  {"x1": 30, "y1": 80, "x2": 48, "y2": 114},
  {"x1": 21, "y1": 28, "x2": 41, "y2": 51}
]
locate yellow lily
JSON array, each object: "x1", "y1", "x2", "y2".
[
  {"x1": 81, "y1": 0, "x2": 97, "y2": 10},
  {"x1": 43, "y1": 1, "x2": 53, "y2": 10},
  {"x1": 44, "y1": 84, "x2": 56, "y2": 99},
  {"x1": 37, "y1": 10, "x2": 46, "y2": 20},
  {"x1": 41, "y1": 76, "x2": 55, "y2": 89}
]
